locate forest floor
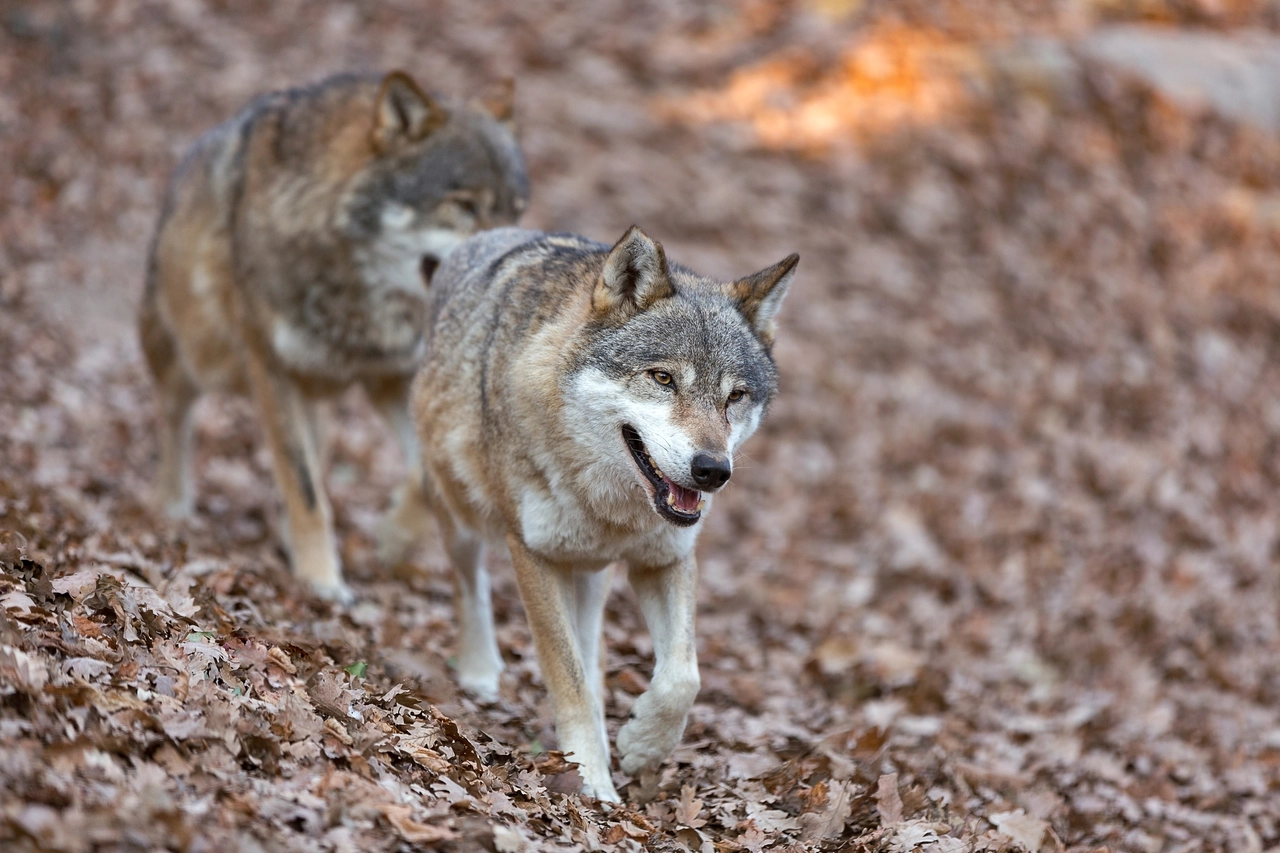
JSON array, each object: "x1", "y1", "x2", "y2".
[{"x1": 3, "y1": 2, "x2": 1280, "y2": 851}]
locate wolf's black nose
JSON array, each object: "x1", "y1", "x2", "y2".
[{"x1": 691, "y1": 452, "x2": 731, "y2": 489}]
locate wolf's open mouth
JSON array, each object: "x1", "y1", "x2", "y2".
[{"x1": 622, "y1": 425, "x2": 704, "y2": 527}]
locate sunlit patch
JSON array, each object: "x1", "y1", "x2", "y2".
[{"x1": 654, "y1": 26, "x2": 981, "y2": 151}]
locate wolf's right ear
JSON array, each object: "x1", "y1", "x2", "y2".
[
  {"x1": 594, "y1": 226, "x2": 675, "y2": 319},
  {"x1": 728, "y1": 253, "x2": 799, "y2": 345},
  {"x1": 475, "y1": 77, "x2": 516, "y2": 129},
  {"x1": 372, "y1": 72, "x2": 446, "y2": 152}
]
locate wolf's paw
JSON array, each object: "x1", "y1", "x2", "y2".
[
  {"x1": 573, "y1": 750, "x2": 620, "y2": 804},
  {"x1": 455, "y1": 645, "x2": 504, "y2": 701},
  {"x1": 616, "y1": 689, "x2": 689, "y2": 776},
  {"x1": 580, "y1": 775, "x2": 621, "y2": 803},
  {"x1": 310, "y1": 579, "x2": 355, "y2": 606},
  {"x1": 456, "y1": 668, "x2": 502, "y2": 702},
  {"x1": 161, "y1": 495, "x2": 194, "y2": 521}
]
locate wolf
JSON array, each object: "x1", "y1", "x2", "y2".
[
  {"x1": 411, "y1": 225, "x2": 797, "y2": 800},
  {"x1": 138, "y1": 71, "x2": 528, "y2": 601}
]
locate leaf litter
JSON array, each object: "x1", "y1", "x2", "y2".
[{"x1": 3, "y1": 1, "x2": 1280, "y2": 851}]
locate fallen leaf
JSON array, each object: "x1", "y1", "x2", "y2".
[
  {"x1": 493, "y1": 823, "x2": 529, "y2": 853},
  {"x1": 991, "y1": 809, "x2": 1049, "y2": 852},
  {"x1": 379, "y1": 804, "x2": 457, "y2": 843},
  {"x1": 323, "y1": 717, "x2": 354, "y2": 746},
  {"x1": 267, "y1": 646, "x2": 297, "y2": 674},
  {"x1": 800, "y1": 779, "x2": 854, "y2": 840},
  {"x1": 876, "y1": 773, "x2": 903, "y2": 826},
  {"x1": 676, "y1": 784, "x2": 707, "y2": 828},
  {"x1": 0, "y1": 645, "x2": 48, "y2": 693}
]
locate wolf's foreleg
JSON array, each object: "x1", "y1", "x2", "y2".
[
  {"x1": 246, "y1": 353, "x2": 350, "y2": 603},
  {"x1": 617, "y1": 555, "x2": 700, "y2": 776},
  {"x1": 571, "y1": 565, "x2": 614, "y2": 764},
  {"x1": 508, "y1": 535, "x2": 619, "y2": 802},
  {"x1": 368, "y1": 377, "x2": 433, "y2": 566}
]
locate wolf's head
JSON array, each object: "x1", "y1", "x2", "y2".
[
  {"x1": 568, "y1": 227, "x2": 798, "y2": 528},
  {"x1": 346, "y1": 72, "x2": 530, "y2": 290}
]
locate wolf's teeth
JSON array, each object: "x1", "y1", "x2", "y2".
[
  {"x1": 665, "y1": 492, "x2": 675, "y2": 506},
  {"x1": 696, "y1": 500, "x2": 706, "y2": 512}
]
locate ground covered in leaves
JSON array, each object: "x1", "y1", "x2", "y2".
[{"x1": 3, "y1": 1, "x2": 1280, "y2": 851}]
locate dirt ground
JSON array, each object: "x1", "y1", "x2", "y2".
[{"x1": 3, "y1": 1, "x2": 1280, "y2": 851}]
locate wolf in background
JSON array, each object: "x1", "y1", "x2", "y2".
[
  {"x1": 138, "y1": 71, "x2": 528, "y2": 601},
  {"x1": 412, "y1": 225, "x2": 798, "y2": 800}
]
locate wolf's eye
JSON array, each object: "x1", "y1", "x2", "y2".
[
  {"x1": 727, "y1": 389, "x2": 746, "y2": 403},
  {"x1": 650, "y1": 370, "x2": 674, "y2": 387}
]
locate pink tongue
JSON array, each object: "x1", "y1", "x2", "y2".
[{"x1": 667, "y1": 480, "x2": 702, "y2": 513}]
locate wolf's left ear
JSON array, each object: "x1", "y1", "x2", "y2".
[
  {"x1": 594, "y1": 226, "x2": 675, "y2": 318},
  {"x1": 475, "y1": 77, "x2": 516, "y2": 129},
  {"x1": 373, "y1": 71, "x2": 446, "y2": 152},
  {"x1": 728, "y1": 254, "x2": 799, "y2": 345}
]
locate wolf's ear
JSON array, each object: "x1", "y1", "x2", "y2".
[
  {"x1": 373, "y1": 71, "x2": 446, "y2": 152},
  {"x1": 594, "y1": 226, "x2": 676, "y2": 318},
  {"x1": 727, "y1": 254, "x2": 799, "y2": 345},
  {"x1": 475, "y1": 77, "x2": 516, "y2": 128}
]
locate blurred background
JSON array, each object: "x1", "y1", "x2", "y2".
[{"x1": 2, "y1": 1, "x2": 1280, "y2": 850}]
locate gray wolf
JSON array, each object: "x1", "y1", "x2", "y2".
[
  {"x1": 138, "y1": 71, "x2": 528, "y2": 601},
  {"x1": 411, "y1": 225, "x2": 797, "y2": 800}
]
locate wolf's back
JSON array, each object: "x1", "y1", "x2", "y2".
[
  {"x1": 424, "y1": 228, "x2": 606, "y2": 348},
  {"x1": 431, "y1": 227, "x2": 542, "y2": 296}
]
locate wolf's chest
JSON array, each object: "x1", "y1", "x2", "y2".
[
  {"x1": 269, "y1": 300, "x2": 425, "y2": 382},
  {"x1": 516, "y1": 486, "x2": 697, "y2": 568}
]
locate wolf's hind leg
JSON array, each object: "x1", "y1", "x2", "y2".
[
  {"x1": 507, "y1": 535, "x2": 619, "y2": 802},
  {"x1": 616, "y1": 555, "x2": 700, "y2": 776},
  {"x1": 367, "y1": 377, "x2": 432, "y2": 567},
  {"x1": 246, "y1": 353, "x2": 349, "y2": 602},
  {"x1": 139, "y1": 299, "x2": 201, "y2": 520}
]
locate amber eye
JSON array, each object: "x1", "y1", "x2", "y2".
[
  {"x1": 651, "y1": 370, "x2": 674, "y2": 387},
  {"x1": 728, "y1": 389, "x2": 745, "y2": 403}
]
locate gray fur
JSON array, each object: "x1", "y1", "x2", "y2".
[
  {"x1": 410, "y1": 225, "x2": 797, "y2": 800},
  {"x1": 139, "y1": 71, "x2": 529, "y2": 600}
]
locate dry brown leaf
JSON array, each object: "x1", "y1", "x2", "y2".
[
  {"x1": 492, "y1": 823, "x2": 529, "y2": 853},
  {"x1": 0, "y1": 644, "x2": 48, "y2": 694},
  {"x1": 379, "y1": 804, "x2": 457, "y2": 843},
  {"x1": 676, "y1": 783, "x2": 707, "y2": 828},
  {"x1": 800, "y1": 779, "x2": 854, "y2": 841},
  {"x1": 267, "y1": 646, "x2": 297, "y2": 674},
  {"x1": 409, "y1": 747, "x2": 451, "y2": 774},
  {"x1": 432, "y1": 774, "x2": 474, "y2": 808},
  {"x1": 991, "y1": 809, "x2": 1049, "y2": 853},
  {"x1": 323, "y1": 717, "x2": 354, "y2": 746},
  {"x1": 876, "y1": 773, "x2": 904, "y2": 826}
]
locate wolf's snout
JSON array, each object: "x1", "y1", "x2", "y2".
[
  {"x1": 420, "y1": 254, "x2": 441, "y2": 284},
  {"x1": 691, "y1": 452, "x2": 731, "y2": 489}
]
